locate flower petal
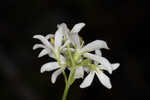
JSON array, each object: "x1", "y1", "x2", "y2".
[
  {"x1": 69, "y1": 33, "x2": 81, "y2": 48},
  {"x1": 40, "y1": 62, "x2": 59, "y2": 73},
  {"x1": 33, "y1": 35, "x2": 54, "y2": 50},
  {"x1": 96, "y1": 71, "x2": 112, "y2": 89},
  {"x1": 33, "y1": 44, "x2": 45, "y2": 50},
  {"x1": 51, "y1": 68, "x2": 63, "y2": 84},
  {"x1": 60, "y1": 40, "x2": 71, "y2": 50},
  {"x1": 112, "y1": 63, "x2": 120, "y2": 71},
  {"x1": 42, "y1": 48, "x2": 56, "y2": 59},
  {"x1": 83, "y1": 67, "x2": 90, "y2": 73},
  {"x1": 84, "y1": 53, "x2": 112, "y2": 74},
  {"x1": 60, "y1": 55, "x2": 66, "y2": 64},
  {"x1": 68, "y1": 23, "x2": 85, "y2": 48},
  {"x1": 71, "y1": 23, "x2": 85, "y2": 33},
  {"x1": 95, "y1": 49, "x2": 102, "y2": 56},
  {"x1": 38, "y1": 49, "x2": 48, "y2": 58},
  {"x1": 80, "y1": 40, "x2": 109, "y2": 53},
  {"x1": 54, "y1": 25, "x2": 64, "y2": 50},
  {"x1": 45, "y1": 34, "x2": 54, "y2": 40},
  {"x1": 80, "y1": 72, "x2": 95, "y2": 88},
  {"x1": 74, "y1": 66, "x2": 84, "y2": 79},
  {"x1": 48, "y1": 52, "x2": 55, "y2": 59},
  {"x1": 58, "y1": 23, "x2": 69, "y2": 36},
  {"x1": 98, "y1": 65, "x2": 109, "y2": 72},
  {"x1": 94, "y1": 49, "x2": 102, "y2": 65}
]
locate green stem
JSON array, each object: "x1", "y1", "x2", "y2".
[
  {"x1": 62, "y1": 83, "x2": 69, "y2": 100},
  {"x1": 62, "y1": 44, "x2": 77, "y2": 100},
  {"x1": 62, "y1": 65, "x2": 76, "y2": 100},
  {"x1": 67, "y1": 45, "x2": 74, "y2": 65},
  {"x1": 62, "y1": 70, "x2": 67, "y2": 84}
]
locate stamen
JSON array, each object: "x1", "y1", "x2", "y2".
[
  {"x1": 50, "y1": 38, "x2": 55, "y2": 44},
  {"x1": 80, "y1": 37, "x2": 83, "y2": 41},
  {"x1": 80, "y1": 37, "x2": 84, "y2": 47}
]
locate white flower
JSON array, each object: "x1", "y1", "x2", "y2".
[
  {"x1": 95, "y1": 49, "x2": 120, "y2": 73},
  {"x1": 33, "y1": 25, "x2": 70, "y2": 84},
  {"x1": 83, "y1": 52, "x2": 120, "y2": 74},
  {"x1": 59, "y1": 23, "x2": 109, "y2": 52},
  {"x1": 80, "y1": 51, "x2": 120, "y2": 89},
  {"x1": 80, "y1": 70, "x2": 112, "y2": 89},
  {"x1": 57, "y1": 23, "x2": 85, "y2": 48},
  {"x1": 33, "y1": 34, "x2": 55, "y2": 58},
  {"x1": 33, "y1": 24, "x2": 70, "y2": 58},
  {"x1": 59, "y1": 23, "x2": 110, "y2": 79},
  {"x1": 83, "y1": 53, "x2": 113, "y2": 74},
  {"x1": 80, "y1": 63, "x2": 112, "y2": 89},
  {"x1": 73, "y1": 39, "x2": 109, "y2": 79},
  {"x1": 40, "y1": 61, "x2": 65, "y2": 84}
]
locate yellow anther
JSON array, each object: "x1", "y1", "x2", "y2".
[
  {"x1": 80, "y1": 37, "x2": 83, "y2": 41},
  {"x1": 80, "y1": 36, "x2": 85, "y2": 47},
  {"x1": 50, "y1": 38, "x2": 55, "y2": 45},
  {"x1": 100, "y1": 69, "x2": 104, "y2": 72}
]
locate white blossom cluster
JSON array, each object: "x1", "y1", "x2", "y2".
[{"x1": 33, "y1": 23, "x2": 120, "y2": 89}]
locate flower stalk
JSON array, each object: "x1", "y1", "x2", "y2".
[
  {"x1": 62, "y1": 83, "x2": 69, "y2": 100},
  {"x1": 62, "y1": 44, "x2": 77, "y2": 100},
  {"x1": 62, "y1": 67, "x2": 76, "y2": 100}
]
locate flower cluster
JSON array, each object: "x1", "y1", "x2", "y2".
[{"x1": 33, "y1": 23, "x2": 120, "y2": 89}]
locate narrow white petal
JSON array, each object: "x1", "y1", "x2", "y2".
[
  {"x1": 98, "y1": 65, "x2": 109, "y2": 72},
  {"x1": 71, "y1": 23, "x2": 85, "y2": 33},
  {"x1": 58, "y1": 23, "x2": 69, "y2": 36},
  {"x1": 83, "y1": 67, "x2": 90, "y2": 73},
  {"x1": 54, "y1": 26, "x2": 64, "y2": 50},
  {"x1": 74, "y1": 67, "x2": 84, "y2": 79},
  {"x1": 60, "y1": 40, "x2": 71, "y2": 50},
  {"x1": 96, "y1": 71, "x2": 112, "y2": 89},
  {"x1": 42, "y1": 48, "x2": 55, "y2": 59},
  {"x1": 80, "y1": 40, "x2": 109, "y2": 53},
  {"x1": 51, "y1": 68, "x2": 63, "y2": 84},
  {"x1": 33, "y1": 44, "x2": 45, "y2": 50},
  {"x1": 60, "y1": 55, "x2": 66, "y2": 64},
  {"x1": 38, "y1": 49, "x2": 48, "y2": 58},
  {"x1": 40, "y1": 62, "x2": 59, "y2": 73},
  {"x1": 94, "y1": 49, "x2": 102, "y2": 65},
  {"x1": 95, "y1": 49, "x2": 102, "y2": 56},
  {"x1": 98, "y1": 57, "x2": 113, "y2": 74},
  {"x1": 84, "y1": 53, "x2": 112, "y2": 74},
  {"x1": 112, "y1": 63, "x2": 120, "y2": 71},
  {"x1": 33, "y1": 35, "x2": 53, "y2": 50},
  {"x1": 48, "y1": 53, "x2": 55, "y2": 59},
  {"x1": 69, "y1": 33, "x2": 80, "y2": 48},
  {"x1": 45, "y1": 34, "x2": 54, "y2": 40},
  {"x1": 80, "y1": 72, "x2": 95, "y2": 88},
  {"x1": 69, "y1": 23, "x2": 85, "y2": 48}
]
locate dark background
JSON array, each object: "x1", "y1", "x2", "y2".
[{"x1": 1, "y1": 0, "x2": 150, "y2": 100}]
